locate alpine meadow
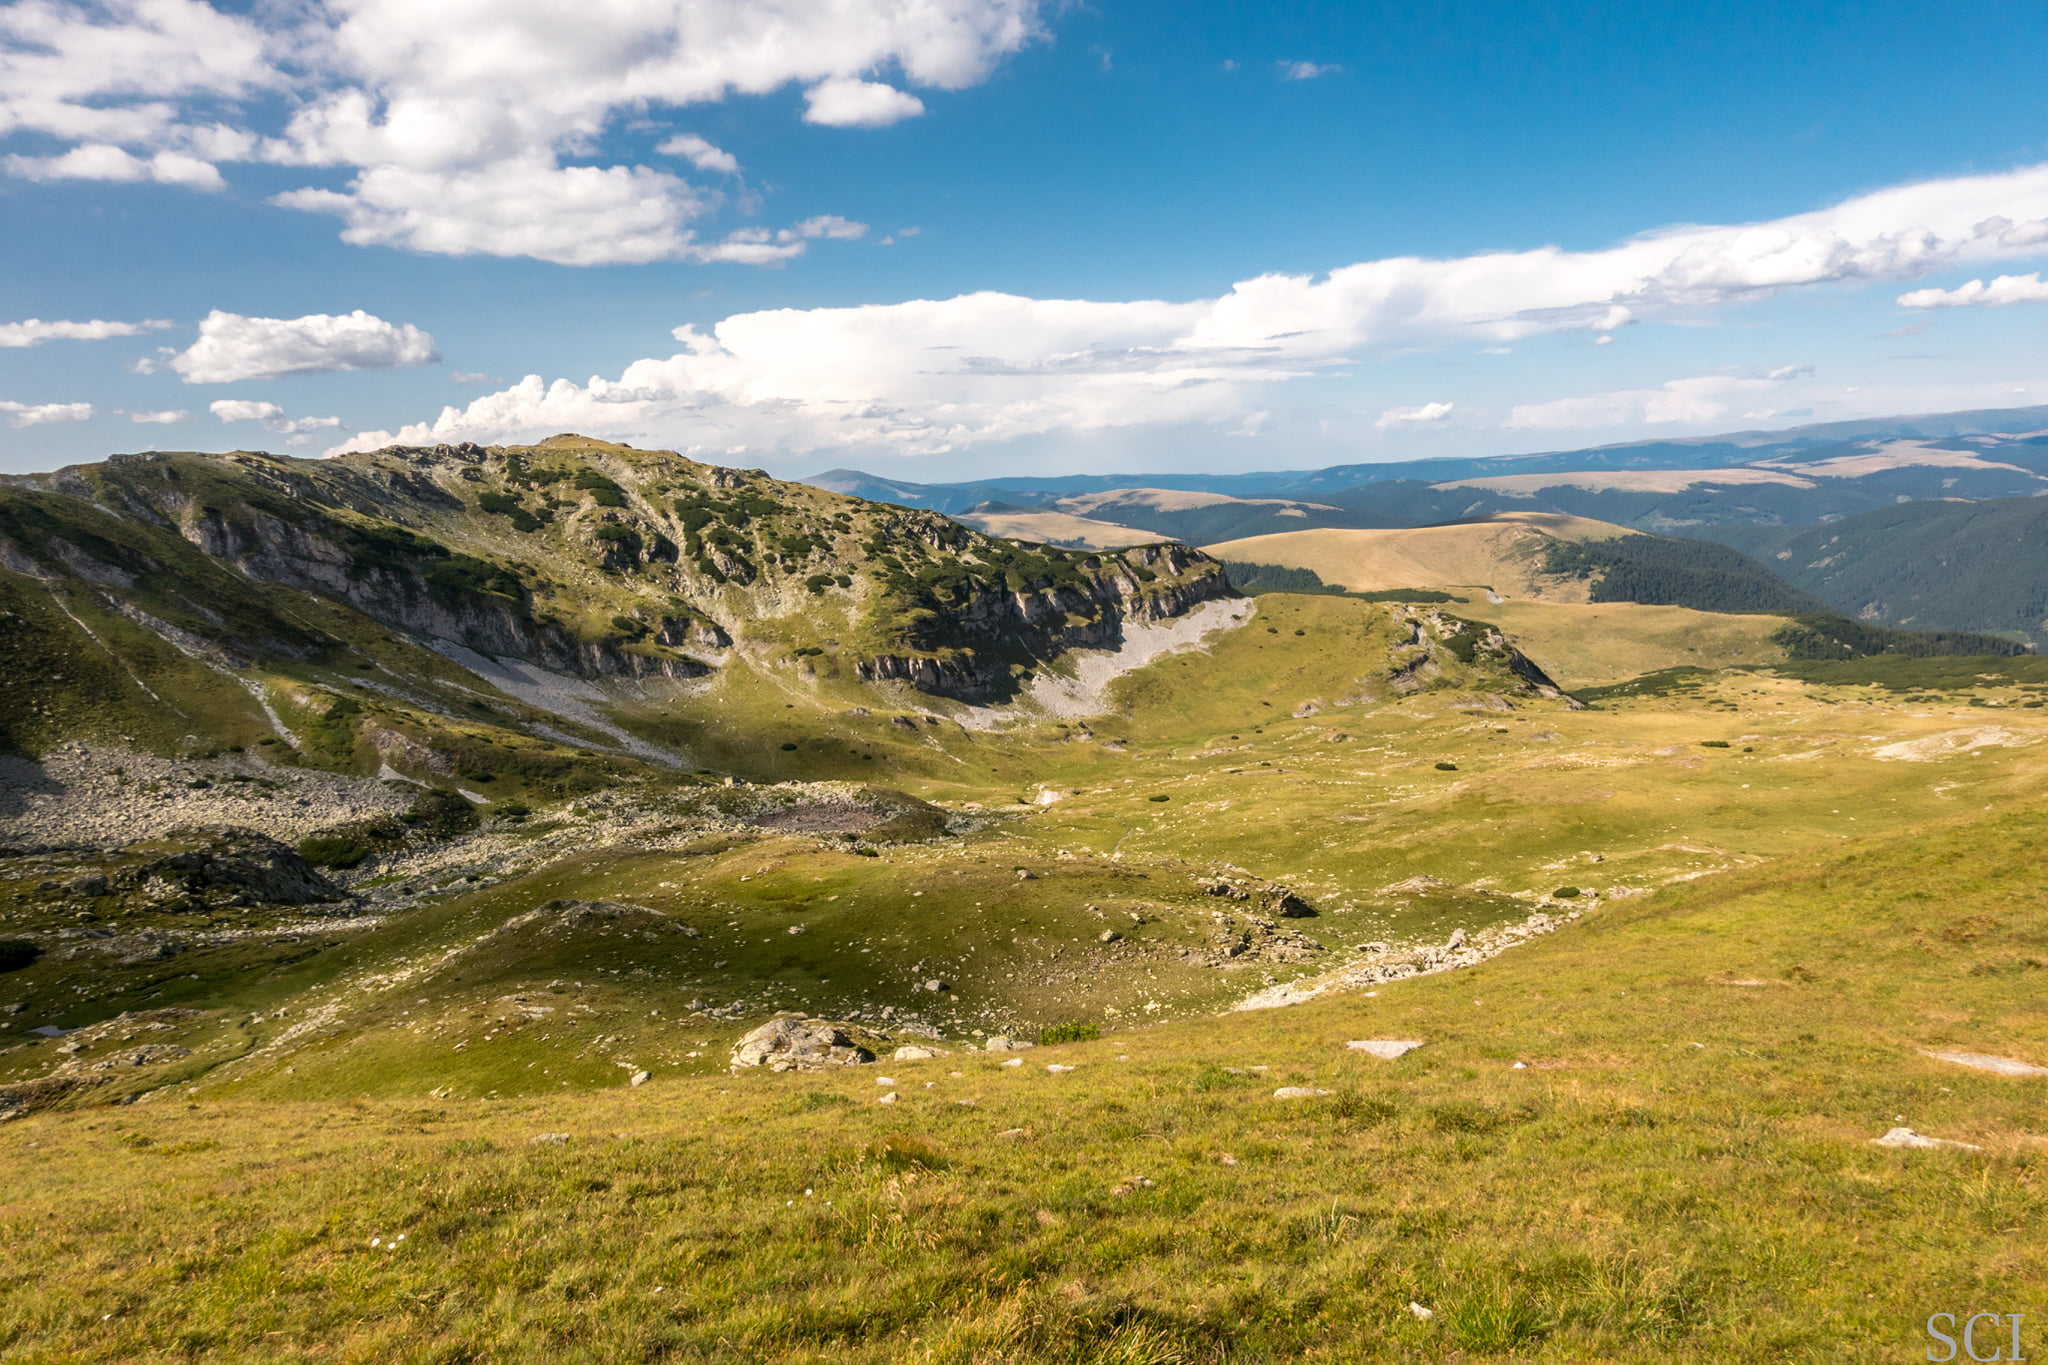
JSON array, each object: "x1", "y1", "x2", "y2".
[{"x1": 4, "y1": 2, "x2": 2048, "y2": 1361}]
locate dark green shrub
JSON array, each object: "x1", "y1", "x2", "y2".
[
  {"x1": 296, "y1": 835, "x2": 369, "y2": 869},
  {"x1": 405, "y1": 788, "x2": 481, "y2": 838},
  {"x1": 1435, "y1": 761, "x2": 1458, "y2": 771},
  {"x1": 1147, "y1": 794, "x2": 1170, "y2": 802},
  {"x1": 779, "y1": 742, "x2": 798, "y2": 752},
  {"x1": 1553, "y1": 886, "x2": 1581, "y2": 898},
  {"x1": 1700, "y1": 739, "x2": 1731, "y2": 748},
  {"x1": 0, "y1": 940, "x2": 42, "y2": 972},
  {"x1": 1038, "y1": 1022, "x2": 1100, "y2": 1045}
]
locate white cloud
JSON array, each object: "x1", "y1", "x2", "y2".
[
  {"x1": 0, "y1": 400, "x2": 92, "y2": 427},
  {"x1": 1504, "y1": 374, "x2": 1801, "y2": 431},
  {"x1": 210, "y1": 398, "x2": 341, "y2": 434},
  {"x1": 789, "y1": 215, "x2": 868, "y2": 241},
  {"x1": 271, "y1": 159, "x2": 704, "y2": 266},
  {"x1": 1897, "y1": 272, "x2": 2048, "y2": 309},
  {"x1": 174, "y1": 310, "x2": 439, "y2": 384},
  {"x1": 1278, "y1": 61, "x2": 1339, "y2": 80},
  {"x1": 451, "y1": 371, "x2": 498, "y2": 385},
  {"x1": 127, "y1": 408, "x2": 189, "y2": 423},
  {"x1": 0, "y1": 316, "x2": 170, "y2": 348},
  {"x1": 1, "y1": 0, "x2": 1041, "y2": 264},
  {"x1": 801, "y1": 77, "x2": 926, "y2": 127},
  {"x1": 208, "y1": 399, "x2": 284, "y2": 423},
  {"x1": 329, "y1": 164, "x2": 2048, "y2": 457},
  {"x1": 657, "y1": 133, "x2": 739, "y2": 174},
  {"x1": 1375, "y1": 401, "x2": 1454, "y2": 429},
  {"x1": 4, "y1": 142, "x2": 222, "y2": 188}
]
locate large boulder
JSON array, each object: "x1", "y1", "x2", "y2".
[{"x1": 730, "y1": 1015, "x2": 885, "y2": 1073}]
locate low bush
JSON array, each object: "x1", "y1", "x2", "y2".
[{"x1": 1039, "y1": 1022, "x2": 1099, "y2": 1045}]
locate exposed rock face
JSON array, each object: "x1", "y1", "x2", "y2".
[
  {"x1": 730, "y1": 1014, "x2": 886, "y2": 1072},
  {"x1": 128, "y1": 828, "x2": 341, "y2": 907},
  {"x1": 855, "y1": 544, "x2": 1237, "y2": 700}
]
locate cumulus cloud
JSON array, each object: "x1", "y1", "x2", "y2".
[
  {"x1": 209, "y1": 398, "x2": 340, "y2": 434},
  {"x1": 328, "y1": 164, "x2": 2048, "y2": 457},
  {"x1": 802, "y1": 77, "x2": 925, "y2": 127},
  {"x1": 1375, "y1": 401, "x2": 1454, "y2": 429},
  {"x1": 4, "y1": 142, "x2": 222, "y2": 188},
  {"x1": 173, "y1": 310, "x2": 439, "y2": 384},
  {"x1": 0, "y1": 400, "x2": 92, "y2": 427},
  {"x1": 1278, "y1": 61, "x2": 1340, "y2": 80},
  {"x1": 1897, "y1": 272, "x2": 2048, "y2": 309},
  {"x1": 0, "y1": 316, "x2": 170, "y2": 347},
  {"x1": 127, "y1": 409, "x2": 189, "y2": 423},
  {"x1": 1, "y1": 0, "x2": 1041, "y2": 264},
  {"x1": 657, "y1": 133, "x2": 739, "y2": 174}
]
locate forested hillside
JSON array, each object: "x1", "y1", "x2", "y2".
[
  {"x1": 1698, "y1": 495, "x2": 2048, "y2": 646},
  {"x1": 1540, "y1": 533, "x2": 1828, "y2": 615}
]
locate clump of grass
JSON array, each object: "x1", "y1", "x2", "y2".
[
  {"x1": 870, "y1": 1133, "x2": 948, "y2": 1172},
  {"x1": 1435, "y1": 761, "x2": 1458, "y2": 771},
  {"x1": 1699, "y1": 739, "x2": 1731, "y2": 748},
  {"x1": 1039, "y1": 1022, "x2": 1100, "y2": 1045},
  {"x1": 1553, "y1": 886, "x2": 1581, "y2": 898},
  {"x1": 1444, "y1": 1276, "x2": 1550, "y2": 1353}
]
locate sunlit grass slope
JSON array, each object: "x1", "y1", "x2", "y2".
[{"x1": 2, "y1": 798, "x2": 2042, "y2": 1362}]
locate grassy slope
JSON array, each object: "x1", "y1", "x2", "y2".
[
  {"x1": 1204, "y1": 516, "x2": 1628, "y2": 602},
  {"x1": 1, "y1": 796, "x2": 2041, "y2": 1362},
  {"x1": 11, "y1": 594, "x2": 2048, "y2": 1102}
]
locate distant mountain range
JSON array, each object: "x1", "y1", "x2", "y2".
[
  {"x1": 803, "y1": 403, "x2": 2048, "y2": 519},
  {"x1": 804, "y1": 404, "x2": 2048, "y2": 644}
]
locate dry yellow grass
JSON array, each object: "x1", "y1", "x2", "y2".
[
  {"x1": 953, "y1": 508, "x2": 1160, "y2": 548},
  {"x1": 1461, "y1": 598, "x2": 1794, "y2": 687},
  {"x1": 1204, "y1": 513, "x2": 1631, "y2": 600}
]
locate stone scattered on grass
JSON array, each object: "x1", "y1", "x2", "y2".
[
  {"x1": 878, "y1": 1092, "x2": 897, "y2": 1105},
  {"x1": 1273, "y1": 1086, "x2": 1331, "y2": 1099},
  {"x1": 1347, "y1": 1039, "x2": 1424, "y2": 1059},
  {"x1": 1111, "y1": 1176, "x2": 1155, "y2": 1196},
  {"x1": 1000, "y1": 1058, "x2": 1023, "y2": 1068},
  {"x1": 997, "y1": 1128, "x2": 1030, "y2": 1139},
  {"x1": 1409, "y1": 1302, "x2": 1434, "y2": 1321},
  {"x1": 532, "y1": 1132, "x2": 569, "y2": 1145},
  {"x1": 1046, "y1": 1063, "x2": 1075, "y2": 1073},
  {"x1": 892, "y1": 1045, "x2": 948, "y2": 1061},
  {"x1": 629, "y1": 1070, "x2": 650, "y2": 1087},
  {"x1": 1919, "y1": 1050, "x2": 2048, "y2": 1078},
  {"x1": 1870, "y1": 1127, "x2": 1981, "y2": 1151}
]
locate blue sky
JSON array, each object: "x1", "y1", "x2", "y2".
[{"x1": 2, "y1": 0, "x2": 2047, "y2": 478}]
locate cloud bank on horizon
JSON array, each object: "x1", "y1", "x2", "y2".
[{"x1": 332, "y1": 162, "x2": 2048, "y2": 458}]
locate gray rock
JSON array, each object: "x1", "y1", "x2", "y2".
[
  {"x1": 1098, "y1": 929, "x2": 1121, "y2": 943},
  {"x1": 1347, "y1": 1039, "x2": 1424, "y2": 1059},
  {"x1": 729, "y1": 1014, "x2": 879, "y2": 1073},
  {"x1": 629, "y1": 1070, "x2": 650, "y2": 1087},
  {"x1": 1870, "y1": 1126, "x2": 1981, "y2": 1151},
  {"x1": 923, "y1": 979, "x2": 949, "y2": 993},
  {"x1": 1918, "y1": 1049, "x2": 2048, "y2": 1078},
  {"x1": 1273, "y1": 1087, "x2": 1331, "y2": 1099}
]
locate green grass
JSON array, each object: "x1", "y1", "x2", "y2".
[{"x1": 2, "y1": 801, "x2": 2043, "y2": 1361}]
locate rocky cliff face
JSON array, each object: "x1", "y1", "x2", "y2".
[{"x1": 854, "y1": 543, "x2": 1236, "y2": 698}]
